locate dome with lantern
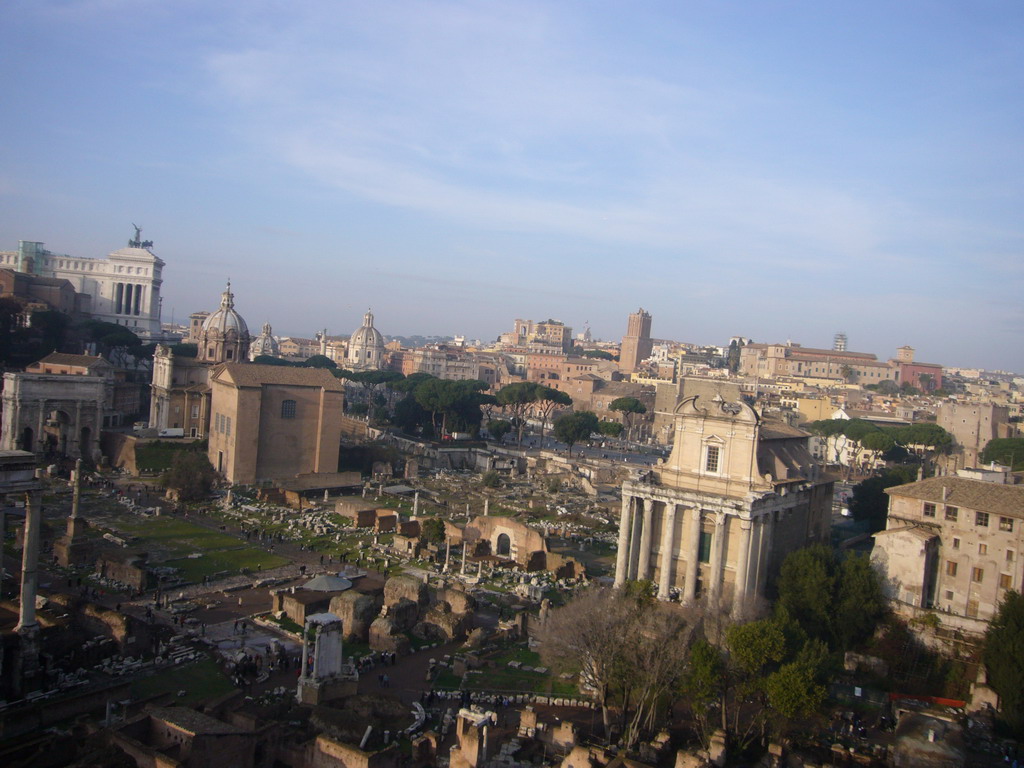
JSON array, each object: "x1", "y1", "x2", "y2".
[
  {"x1": 249, "y1": 321, "x2": 280, "y2": 360},
  {"x1": 197, "y1": 281, "x2": 251, "y2": 363},
  {"x1": 345, "y1": 309, "x2": 385, "y2": 370}
]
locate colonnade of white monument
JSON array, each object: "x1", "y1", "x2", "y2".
[{"x1": 613, "y1": 493, "x2": 777, "y2": 614}]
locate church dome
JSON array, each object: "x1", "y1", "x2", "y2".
[
  {"x1": 346, "y1": 309, "x2": 385, "y2": 370},
  {"x1": 249, "y1": 321, "x2": 280, "y2": 359},
  {"x1": 197, "y1": 281, "x2": 251, "y2": 363},
  {"x1": 202, "y1": 282, "x2": 249, "y2": 337}
]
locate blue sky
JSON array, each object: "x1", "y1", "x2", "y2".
[{"x1": 2, "y1": 1, "x2": 1022, "y2": 372}]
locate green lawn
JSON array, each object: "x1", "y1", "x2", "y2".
[
  {"x1": 132, "y1": 657, "x2": 235, "y2": 706},
  {"x1": 116, "y1": 517, "x2": 289, "y2": 581}
]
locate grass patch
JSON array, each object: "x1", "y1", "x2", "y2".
[
  {"x1": 262, "y1": 613, "x2": 303, "y2": 634},
  {"x1": 132, "y1": 657, "x2": 234, "y2": 706},
  {"x1": 162, "y1": 548, "x2": 289, "y2": 583},
  {"x1": 114, "y1": 517, "x2": 290, "y2": 582},
  {"x1": 134, "y1": 441, "x2": 205, "y2": 473},
  {"x1": 462, "y1": 667, "x2": 548, "y2": 693},
  {"x1": 489, "y1": 647, "x2": 541, "y2": 666},
  {"x1": 434, "y1": 670, "x2": 463, "y2": 690}
]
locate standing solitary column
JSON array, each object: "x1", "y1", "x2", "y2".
[
  {"x1": 657, "y1": 504, "x2": 678, "y2": 599},
  {"x1": 614, "y1": 496, "x2": 633, "y2": 587},
  {"x1": 300, "y1": 620, "x2": 311, "y2": 679},
  {"x1": 636, "y1": 498, "x2": 655, "y2": 581},
  {"x1": 682, "y1": 507, "x2": 702, "y2": 605},
  {"x1": 731, "y1": 518, "x2": 754, "y2": 618}
]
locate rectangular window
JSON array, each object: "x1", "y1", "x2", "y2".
[
  {"x1": 976, "y1": 511, "x2": 990, "y2": 527},
  {"x1": 972, "y1": 567, "x2": 984, "y2": 583},
  {"x1": 945, "y1": 590, "x2": 954, "y2": 600},
  {"x1": 698, "y1": 531, "x2": 712, "y2": 563},
  {"x1": 967, "y1": 600, "x2": 979, "y2": 618},
  {"x1": 1008, "y1": 550, "x2": 1015, "y2": 563},
  {"x1": 705, "y1": 445, "x2": 720, "y2": 473},
  {"x1": 952, "y1": 538, "x2": 960, "y2": 549},
  {"x1": 191, "y1": 405, "x2": 199, "y2": 419},
  {"x1": 944, "y1": 506, "x2": 958, "y2": 521},
  {"x1": 979, "y1": 543, "x2": 988, "y2": 556},
  {"x1": 1000, "y1": 573, "x2": 1012, "y2": 589},
  {"x1": 1000, "y1": 517, "x2": 1015, "y2": 532},
  {"x1": 226, "y1": 416, "x2": 232, "y2": 437},
  {"x1": 922, "y1": 502, "x2": 936, "y2": 518},
  {"x1": 946, "y1": 561, "x2": 958, "y2": 577}
]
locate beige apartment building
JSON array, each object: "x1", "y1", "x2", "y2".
[
  {"x1": 872, "y1": 471, "x2": 1024, "y2": 631},
  {"x1": 739, "y1": 342, "x2": 895, "y2": 384},
  {"x1": 208, "y1": 364, "x2": 345, "y2": 485},
  {"x1": 615, "y1": 395, "x2": 832, "y2": 616}
]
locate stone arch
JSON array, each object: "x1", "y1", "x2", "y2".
[
  {"x1": 496, "y1": 533, "x2": 511, "y2": 557},
  {"x1": 20, "y1": 426, "x2": 33, "y2": 452},
  {"x1": 44, "y1": 409, "x2": 73, "y2": 457}
]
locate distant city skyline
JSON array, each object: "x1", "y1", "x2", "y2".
[{"x1": 1, "y1": 2, "x2": 1021, "y2": 373}]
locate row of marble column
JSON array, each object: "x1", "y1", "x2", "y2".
[
  {"x1": 613, "y1": 494, "x2": 777, "y2": 613},
  {"x1": 114, "y1": 282, "x2": 147, "y2": 316}
]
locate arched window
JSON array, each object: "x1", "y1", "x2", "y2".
[
  {"x1": 281, "y1": 399, "x2": 297, "y2": 419},
  {"x1": 496, "y1": 533, "x2": 511, "y2": 556}
]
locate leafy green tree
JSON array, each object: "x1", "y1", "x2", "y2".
[
  {"x1": 495, "y1": 381, "x2": 541, "y2": 445},
  {"x1": 835, "y1": 554, "x2": 888, "y2": 649},
  {"x1": 598, "y1": 420, "x2": 623, "y2": 438},
  {"x1": 171, "y1": 343, "x2": 199, "y2": 358},
  {"x1": 30, "y1": 309, "x2": 72, "y2": 357},
  {"x1": 536, "y1": 386, "x2": 572, "y2": 440},
  {"x1": 161, "y1": 450, "x2": 217, "y2": 502},
  {"x1": 609, "y1": 396, "x2": 647, "y2": 441},
  {"x1": 764, "y1": 659, "x2": 827, "y2": 724},
  {"x1": 775, "y1": 545, "x2": 837, "y2": 645},
  {"x1": 390, "y1": 371, "x2": 434, "y2": 393},
  {"x1": 982, "y1": 438, "x2": 1024, "y2": 471},
  {"x1": 984, "y1": 591, "x2": 1024, "y2": 737},
  {"x1": 414, "y1": 378, "x2": 488, "y2": 436},
  {"x1": 580, "y1": 349, "x2": 614, "y2": 360},
  {"x1": 861, "y1": 430, "x2": 895, "y2": 455},
  {"x1": 553, "y1": 411, "x2": 599, "y2": 457},
  {"x1": 727, "y1": 339, "x2": 744, "y2": 374},
  {"x1": 486, "y1": 419, "x2": 512, "y2": 442},
  {"x1": 303, "y1": 354, "x2": 336, "y2": 368},
  {"x1": 776, "y1": 545, "x2": 886, "y2": 652},
  {"x1": 681, "y1": 638, "x2": 726, "y2": 748},
  {"x1": 393, "y1": 394, "x2": 432, "y2": 436},
  {"x1": 849, "y1": 466, "x2": 917, "y2": 531},
  {"x1": 420, "y1": 517, "x2": 446, "y2": 545}
]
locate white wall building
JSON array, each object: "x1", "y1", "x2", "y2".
[{"x1": 0, "y1": 233, "x2": 165, "y2": 338}]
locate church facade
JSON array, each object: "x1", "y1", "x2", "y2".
[
  {"x1": 149, "y1": 283, "x2": 251, "y2": 436},
  {"x1": 614, "y1": 395, "x2": 832, "y2": 616}
]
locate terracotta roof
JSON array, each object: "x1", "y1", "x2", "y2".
[
  {"x1": 34, "y1": 353, "x2": 109, "y2": 369},
  {"x1": 886, "y1": 477, "x2": 1024, "y2": 517},
  {"x1": 213, "y1": 363, "x2": 345, "y2": 391},
  {"x1": 759, "y1": 422, "x2": 809, "y2": 440}
]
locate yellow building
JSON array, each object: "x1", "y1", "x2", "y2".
[{"x1": 208, "y1": 364, "x2": 345, "y2": 485}]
